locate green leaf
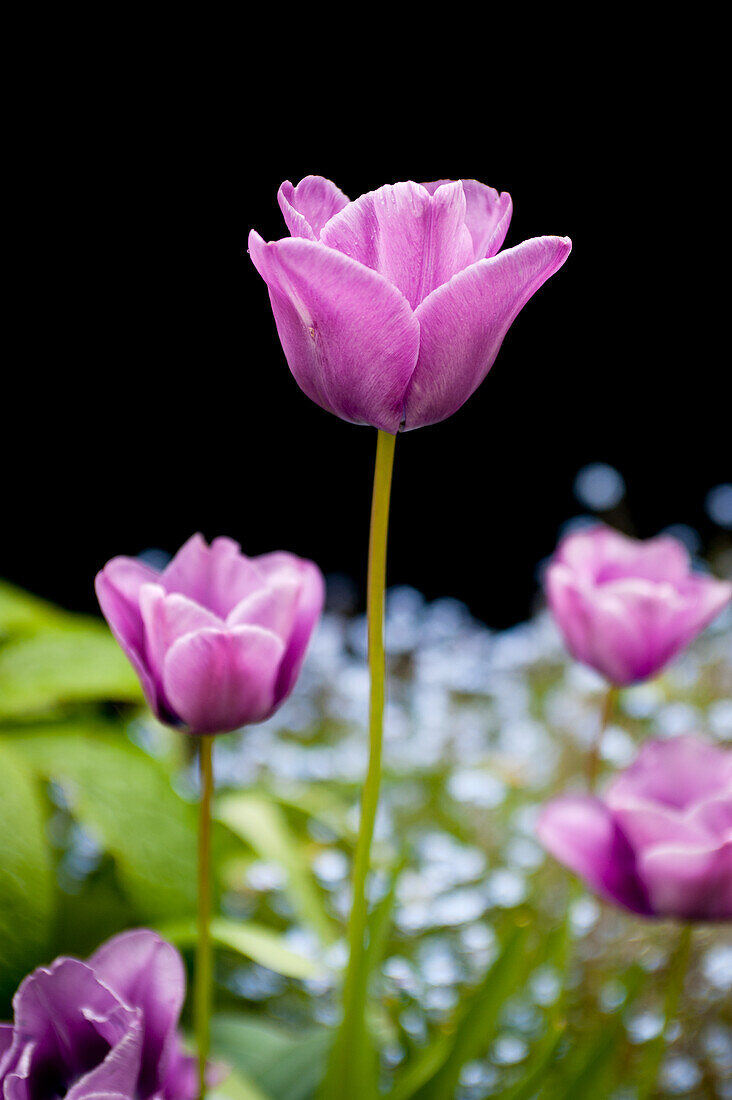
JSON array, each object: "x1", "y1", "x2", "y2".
[
  {"x1": 211, "y1": 1069, "x2": 272, "y2": 1100},
  {"x1": 325, "y1": 856, "x2": 404, "y2": 1100},
  {"x1": 0, "y1": 625, "x2": 143, "y2": 718},
  {"x1": 501, "y1": 1023, "x2": 566, "y2": 1100},
  {"x1": 543, "y1": 965, "x2": 645, "y2": 1100},
  {"x1": 0, "y1": 579, "x2": 67, "y2": 636},
  {"x1": 257, "y1": 1030, "x2": 330, "y2": 1100},
  {"x1": 409, "y1": 921, "x2": 534, "y2": 1100},
  {"x1": 211, "y1": 1014, "x2": 330, "y2": 1100},
  {"x1": 217, "y1": 793, "x2": 336, "y2": 945},
  {"x1": 0, "y1": 742, "x2": 54, "y2": 1002},
  {"x1": 8, "y1": 726, "x2": 198, "y2": 920},
  {"x1": 159, "y1": 918, "x2": 323, "y2": 980},
  {"x1": 212, "y1": 1015, "x2": 296, "y2": 1079},
  {"x1": 388, "y1": 1038, "x2": 452, "y2": 1100}
]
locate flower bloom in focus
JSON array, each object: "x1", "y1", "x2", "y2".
[
  {"x1": 537, "y1": 736, "x2": 732, "y2": 920},
  {"x1": 545, "y1": 525, "x2": 732, "y2": 685},
  {"x1": 249, "y1": 176, "x2": 571, "y2": 432},
  {"x1": 0, "y1": 929, "x2": 213, "y2": 1099},
  {"x1": 96, "y1": 533, "x2": 324, "y2": 734}
]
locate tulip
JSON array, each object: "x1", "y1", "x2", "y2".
[
  {"x1": 96, "y1": 532, "x2": 324, "y2": 735},
  {"x1": 251, "y1": 176, "x2": 570, "y2": 1100},
  {"x1": 537, "y1": 735, "x2": 732, "y2": 921},
  {"x1": 249, "y1": 176, "x2": 571, "y2": 432},
  {"x1": 545, "y1": 524, "x2": 732, "y2": 686},
  {"x1": 96, "y1": 533, "x2": 324, "y2": 1097},
  {"x1": 0, "y1": 929, "x2": 213, "y2": 1099}
]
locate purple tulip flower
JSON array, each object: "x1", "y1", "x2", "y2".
[
  {"x1": 545, "y1": 525, "x2": 731, "y2": 685},
  {"x1": 249, "y1": 176, "x2": 571, "y2": 432},
  {"x1": 537, "y1": 736, "x2": 732, "y2": 921},
  {"x1": 96, "y1": 533, "x2": 324, "y2": 734},
  {"x1": 0, "y1": 929, "x2": 210, "y2": 1099}
]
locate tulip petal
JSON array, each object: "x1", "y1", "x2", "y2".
[
  {"x1": 249, "y1": 231, "x2": 420, "y2": 432},
  {"x1": 139, "y1": 585, "x2": 223, "y2": 718},
  {"x1": 320, "y1": 180, "x2": 474, "y2": 309},
  {"x1": 556, "y1": 527, "x2": 692, "y2": 585},
  {"x1": 608, "y1": 798, "x2": 711, "y2": 851},
  {"x1": 163, "y1": 625, "x2": 285, "y2": 733},
  {"x1": 276, "y1": 560, "x2": 325, "y2": 703},
  {"x1": 248, "y1": 553, "x2": 326, "y2": 702},
  {"x1": 227, "y1": 577, "x2": 300, "y2": 637},
  {"x1": 545, "y1": 565, "x2": 596, "y2": 673},
  {"x1": 589, "y1": 578, "x2": 690, "y2": 684},
  {"x1": 278, "y1": 176, "x2": 350, "y2": 240},
  {"x1": 66, "y1": 1014, "x2": 144, "y2": 1100},
  {"x1": 607, "y1": 736, "x2": 732, "y2": 811},
  {"x1": 673, "y1": 575, "x2": 732, "y2": 647},
  {"x1": 404, "y1": 235, "x2": 571, "y2": 429},
  {"x1": 89, "y1": 930, "x2": 186, "y2": 1099},
  {"x1": 95, "y1": 558, "x2": 160, "y2": 708},
  {"x1": 0, "y1": 1024, "x2": 12, "y2": 1059},
  {"x1": 11, "y1": 959, "x2": 142, "y2": 1098},
  {"x1": 422, "y1": 179, "x2": 513, "y2": 258},
  {"x1": 689, "y1": 790, "x2": 732, "y2": 836},
  {"x1": 640, "y1": 838, "x2": 732, "y2": 921},
  {"x1": 162, "y1": 534, "x2": 262, "y2": 618},
  {"x1": 537, "y1": 795, "x2": 652, "y2": 915}
]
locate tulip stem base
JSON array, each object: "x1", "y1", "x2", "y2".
[
  {"x1": 196, "y1": 736, "x2": 215, "y2": 1100},
  {"x1": 325, "y1": 428, "x2": 397, "y2": 1100},
  {"x1": 588, "y1": 685, "x2": 619, "y2": 790},
  {"x1": 637, "y1": 923, "x2": 693, "y2": 1099}
]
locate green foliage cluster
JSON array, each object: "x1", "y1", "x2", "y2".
[{"x1": 2, "y1": 578, "x2": 731, "y2": 1099}]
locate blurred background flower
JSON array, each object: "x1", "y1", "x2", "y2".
[
  {"x1": 538, "y1": 736, "x2": 732, "y2": 920},
  {"x1": 544, "y1": 525, "x2": 731, "y2": 686}
]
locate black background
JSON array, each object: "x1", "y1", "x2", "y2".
[{"x1": 5, "y1": 43, "x2": 729, "y2": 628}]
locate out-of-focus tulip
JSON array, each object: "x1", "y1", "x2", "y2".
[
  {"x1": 0, "y1": 929, "x2": 214, "y2": 1099},
  {"x1": 96, "y1": 533, "x2": 324, "y2": 734},
  {"x1": 249, "y1": 176, "x2": 571, "y2": 432},
  {"x1": 545, "y1": 525, "x2": 731, "y2": 686},
  {"x1": 537, "y1": 736, "x2": 732, "y2": 921}
]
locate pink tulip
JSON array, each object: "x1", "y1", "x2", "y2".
[
  {"x1": 545, "y1": 525, "x2": 731, "y2": 685},
  {"x1": 538, "y1": 736, "x2": 732, "y2": 921},
  {"x1": 249, "y1": 176, "x2": 571, "y2": 432},
  {"x1": 96, "y1": 534, "x2": 324, "y2": 734}
]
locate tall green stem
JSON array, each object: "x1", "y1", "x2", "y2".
[
  {"x1": 587, "y1": 684, "x2": 619, "y2": 791},
  {"x1": 328, "y1": 428, "x2": 397, "y2": 1099},
  {"x1": 637, "y1": 924, "x2": 693, "y2": 1099},
  {"x1": 196, "y1": 736, "x2": 215, "y2": 1100}
]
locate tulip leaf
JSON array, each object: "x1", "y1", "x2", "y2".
[
  {"x1": 0, "y1": 742, "x2": 54, "y2": 1004},
  {"x1": 0, "y1": 579, "x2": 68, "y2": 636},
  {"x1": 0, "y1": 625, "x2": 143, "y2": 718},
  {"x1": 407, "y1": 920, "x2": 534, "y2": 1100},
  {"x1": 210, "y1": 1070, "x2": 272, "y2": 1100},
  {"x1": 159, "y1": 917, "x2": 323, "y2": 980},
  {"x1": 7, "y1": 725, "x2": 198, "y2": 920},
  {"x1": 542, "y1": 964, "x2": 645, "y2": 1099},
  {"x1": 217, "y1": 793, "x2": 337, "y2": 945},
  {"x1": 500, "y1": 1022, "x2": 566, "y2": 1100},
  {"x1": 211, "y1": 1014, "x2": 330, "y2": 1100}
]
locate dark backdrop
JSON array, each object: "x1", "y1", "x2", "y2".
[{"x1": 5, "y1": 67, "x2": 729, "y2": 628}]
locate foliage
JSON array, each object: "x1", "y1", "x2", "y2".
[{"x1": 1, "y1": 578, "x2": 731, "y2": 1098}]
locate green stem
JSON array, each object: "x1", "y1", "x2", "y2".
[
  {"x1": 588, "y1": 684, "x2": 619, "y2": 791},
  {"x1": 637, "y1": 924, "x2": 693, "y2": 1099},
  {"x1": 329, "y1": 428, "x2": 397, "y2": 1099},
  {"x1": 196, "y1": 736, "x2": 215, "y2": 1100}
]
